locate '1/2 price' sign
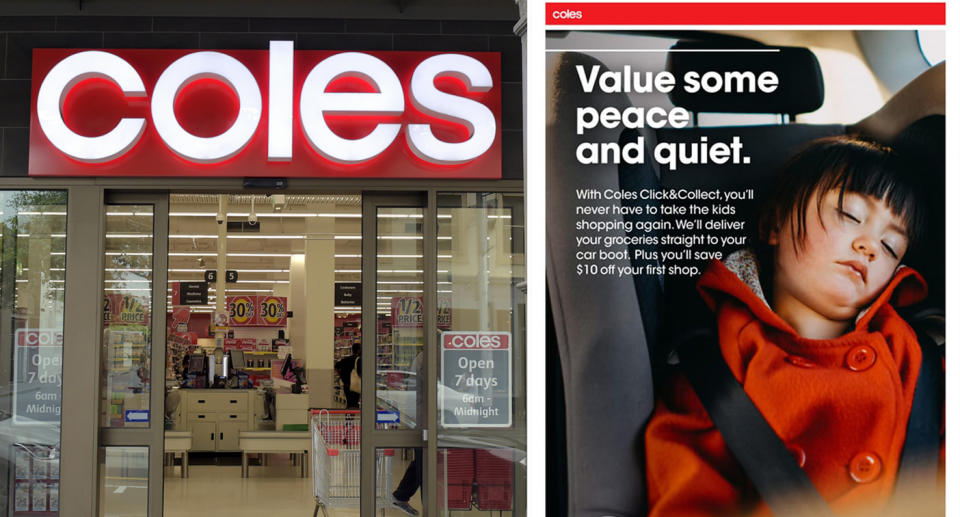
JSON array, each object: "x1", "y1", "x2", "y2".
[{"x1": 440, "y1": 331, "x2": 511, "y2": 428}]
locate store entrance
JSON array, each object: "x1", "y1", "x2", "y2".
[
  {"x1": 96, "y1": 190, "x2": 524, "y2": 517},
  {"x1": 96, "y1": 191, "x2": 423, "y2": 517},
  {"x1": 157, "y1": 193, "x2": 374, "y2": 516}
]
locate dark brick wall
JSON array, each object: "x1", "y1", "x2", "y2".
[{"x1": 0, "y1": 16, "x2": 523, "y2": 179}]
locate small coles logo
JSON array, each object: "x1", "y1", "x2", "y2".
[
  {"x1": 28, "y1": 42, "x2": 502, "y2": 178},
  {"x1": 441, "y1": 331, "x2": 511, "y2": 350},
  {"x1": 552, "y1": 9, "x2": 583, "y2": 19}
]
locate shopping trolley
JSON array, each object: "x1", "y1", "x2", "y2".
[{"x1": 312, "y1": 409, "x2": 394, "y2": 517}]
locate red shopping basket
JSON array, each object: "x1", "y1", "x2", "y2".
[
  {"x1": 438, "y1": 449, "x2": 474, "y2": 510},
  {"x1": 475, "y1": 449, "x2": 514, "y2": 510}
]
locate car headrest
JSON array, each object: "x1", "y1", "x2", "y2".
[{"x1": 666, "y1": 40, "x2": 824, "y2": 115}]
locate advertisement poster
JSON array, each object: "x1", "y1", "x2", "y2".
[
  {"x1": 103, "y1": 293, "x2": 151, "y2": 326},
  {"x1": 390, "y1": 295, "x2": 454, "y2": 329},
  {"x1": 224, "y1": 295, "x2": 287, "y2": 327},
  {"x1": 546, "y1": 4, "x2": 945, "y2": 517}
]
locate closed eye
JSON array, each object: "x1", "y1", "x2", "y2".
[
  {"x1": 882, "y1": 241, "x2": 899, "y2": 259},
  {"x1": 839, "y1": 209, "x2": 861, "y2": 223}
]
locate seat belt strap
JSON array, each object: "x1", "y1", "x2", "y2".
[
  {"x1": 894, "y1": 329, "x2": 942, "y2": 496},
  {"x1": 676, "y1": 328, "x2": 835, "y2": 517}
]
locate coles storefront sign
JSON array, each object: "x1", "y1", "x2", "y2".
[{"x1": 29, "y1": 42, "x2": 501, "y2": 179}]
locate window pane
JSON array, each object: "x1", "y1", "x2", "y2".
[
  {"x1": 378, "y1": 447, "x2": 421, "y2": 516},
  {"x1": 99, "y1": 446, "x2": 148, "y2": 517},
  {"x1": 437, "y1": 194, "x2": 525, "y2": 430},
  {"x1": 376, "y1": 208, "x2": 424, "y2": 430},
  {"x1": 438, "y1": 448, "x2": 520, "y2": 516},
  {"x1": 101, "y1": 206, "x2": 154, "y2": 428},
  {"x1": 3, "y1": 191, "x2": 67, "y2": 517}
]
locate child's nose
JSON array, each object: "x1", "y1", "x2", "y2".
[{"x1": 852, "y1": 236, "x2": 877, "y2": 260}]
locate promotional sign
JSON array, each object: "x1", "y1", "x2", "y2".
[
  {"x1": 13, "y1": 329, "x2": 63, "y2": 425},
  {"x1": 103, "y1": 293, "x2": 150, "y2": 326},
  {"x1": 335, "y1": 282, "x2": 362, "y2": 306},
  {"x1": 226, "y1": 295, "x2": 257, "y2": 326},
  {"x1": 29, "y1": 45, "x2": 502, "y2": 179},
  {"x1": 391, "y1": 296, "x2": 423, "y2": 328},
  {"x1": 438, "y1": 293, "x2": 453, "y2": 330},
  {"x1": 169, "y1": 306, "x2": 191, "y2": 331},
  {"x1": 256, "y1": 296, "x2": 287, "y2": 327},
  {"x1": 440, "y1": 331, "x2": 511, "y2": 428},
  {"x1": 390, "y1": 295, "x2": 452, "y2": 329}
]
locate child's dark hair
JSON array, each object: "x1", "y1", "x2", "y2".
[{"x1": 757, "y1": 135, "x2": 925, "y2": 254}]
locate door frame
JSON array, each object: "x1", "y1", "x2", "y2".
[
  {"x1": 46, "y1": 181, "x2": 522, "y2": 517},
  {"x1": 98, "y1": 191, "x2": 169, "y2": 517},
  {"x1": 360, "y1": 191, "x2": 438, "y2": 515}
]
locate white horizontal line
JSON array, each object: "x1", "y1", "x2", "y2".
[{"x1": 545, "y1": 48, "x2": 780, "y2": 53}]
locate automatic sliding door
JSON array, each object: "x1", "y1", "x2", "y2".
[
  {"x1": 435, "y1": 193, "x2": 525, "y2": 516},
  {"x1": 361, "y1": 195, "x2": 431, "y2": 516},
  {"x1": 98, "y1": 194, "x2": 168, "y2": 517}
]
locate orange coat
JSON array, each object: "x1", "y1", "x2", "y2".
[{"x1": 645, "y1": 256, "x2": 932, "y2": 517}]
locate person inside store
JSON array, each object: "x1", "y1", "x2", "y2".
[
  {"x1": 391, "y1": 349, "x2": 424, "y2": 516},
  {"x1": 335, "y1": 340, "x2": 361, "y2": 409}
]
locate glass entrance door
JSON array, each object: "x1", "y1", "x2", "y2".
[
  {"x1": 361, "y1": 191, "x2": 525, "y2": 517},
  {"x1": 361, "y1": 194, "x2": 430, "y2": 516},
  {"x1": 98, "y1": 192, "x2": 168, "y2": 517}
]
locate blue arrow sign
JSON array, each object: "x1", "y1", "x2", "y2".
[
  {"x1": 125, "y1": 410, "x2": 150, "y2": 423},
  {"x1": 376, "y1": 411, "x2": 400, "y2": 423}
]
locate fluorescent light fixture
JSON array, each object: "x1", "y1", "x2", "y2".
[
  {"x1": 168, "y1": 211, "x2": 361, "y2": 218},
  {"x1": 227, "y1": 253, "x2": 294, "y2": 257}
]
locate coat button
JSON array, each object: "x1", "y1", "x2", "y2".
[
  {"x1": 848, "y1": 452, "x2": 882, "y2": 483},
  {"x1": 785, "y1": 355, "x2": 815, "y2": 368},
  {"x1": 845, "y1": 345, "x2": 877, "y2": 371},
  {"x1": 787, "y1": 445, "x2": 807, "y2": 468}
]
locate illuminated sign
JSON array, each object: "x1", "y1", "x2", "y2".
[{"x1": 29, "y1": 43, "x2": 502, "y2": 178}]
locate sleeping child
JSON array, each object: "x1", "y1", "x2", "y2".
[{"x1": 645, "y1": 135, "x2": 941, "y2": 516}]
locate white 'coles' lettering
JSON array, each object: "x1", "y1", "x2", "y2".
[{"x1": 35, "y1": 42, "x2": 496, "y2": 166}]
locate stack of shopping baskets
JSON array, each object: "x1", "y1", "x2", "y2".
[{"x1": 438, "y1": 448, "x2": 515, "y2": 512}]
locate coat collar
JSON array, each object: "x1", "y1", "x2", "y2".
[{"x1": 696, "y1": 249, "x2": 927, "y2": 338}]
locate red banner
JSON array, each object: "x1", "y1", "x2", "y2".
[
  {"x1": 546, "y1": 2, "x2": 945, "y2": 26},
  {"x1": 224, "y1": 295, "x2": 286, "y2": 327}
]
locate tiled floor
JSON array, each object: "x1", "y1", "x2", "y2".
[{"x1": 162, "y1": 454, "x2": 422, "y2": 517}]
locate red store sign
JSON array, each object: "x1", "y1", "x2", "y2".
[
  {"x1": 441, "y1": 331, "x2": 511, "y2": 350},
  {"x1": 29, "y1": 42, "x2": 502, "y2": 179}
]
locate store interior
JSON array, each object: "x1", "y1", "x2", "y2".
[{"x1": 97, "y1": 192, "x2": 521, "y2": 516}]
